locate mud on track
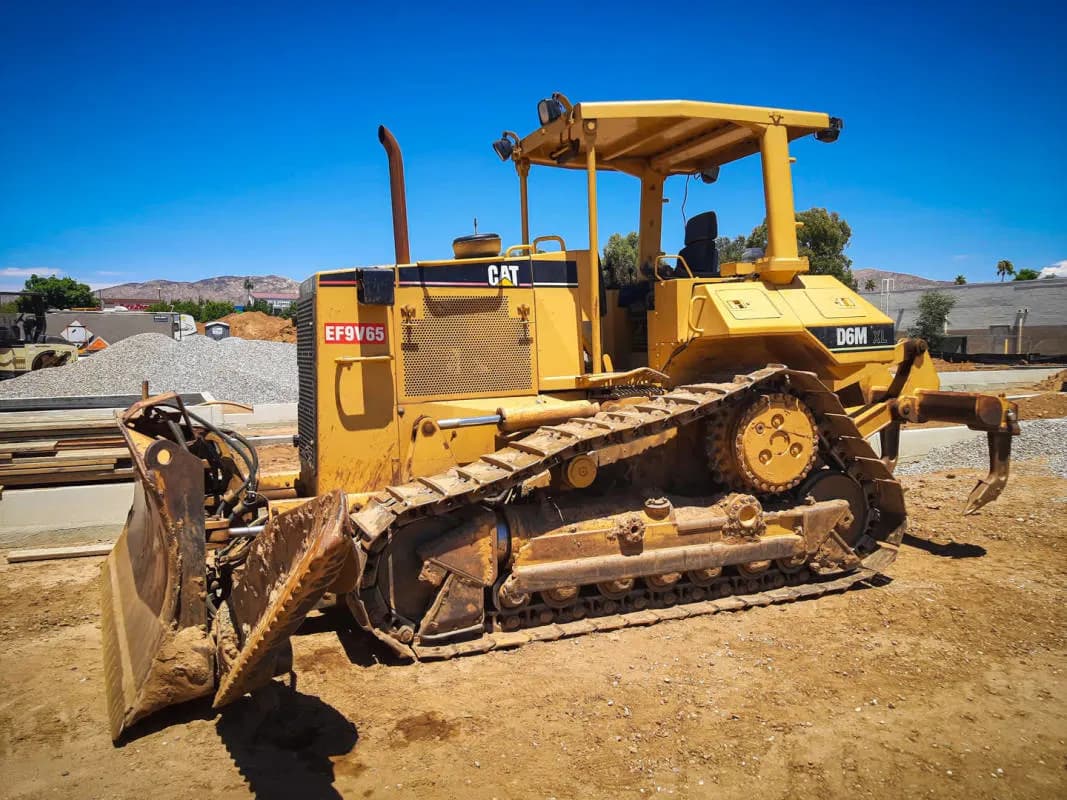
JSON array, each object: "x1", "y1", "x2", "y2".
[{"x1": 1, "y1": 465, "x2": 1066, "y2": 799}]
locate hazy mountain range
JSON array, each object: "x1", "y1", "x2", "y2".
[
  {"x1": 98, "y1": 268, "x2": 969, "y2": 303},
  {"x1": 853, "y1": 269, "x2": 950, "y2": 291},
  {"x1": 100, "y1": 274, "x2": 300, "y2": 303}
]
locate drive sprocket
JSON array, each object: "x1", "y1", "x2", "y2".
[{"x1": 708, "y1": 391, "x2": 818, "y2": 494}]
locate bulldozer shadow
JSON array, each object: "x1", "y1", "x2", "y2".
[
  {"x1": 294, "y1": 604, "x2": 409, "y2": 668},
  {"x1": 902, "y1": 533, "x2": 987, "y2": 559},
  {"x1": 216, "y1": 682, "x2": 358, "y2": 800}
]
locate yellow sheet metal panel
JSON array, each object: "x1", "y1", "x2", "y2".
[
  {"x1": 716, "y1": 288, "x2": 784, "y2": 320},
  {"x1": 311, "y1": 269, "x2": 400, "y2": 496},
  {"x1": 532, "y1": 252, "x2": 584, "y2": 386},
  {"x1": 805, "y1": 288, "x2": 871, "y2": 320}
]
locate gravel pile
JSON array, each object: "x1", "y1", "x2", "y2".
[
  {"x1": 897, "y1": 418, "x2": 1067, "y2": 477},
  {"x1": 0, "y1": 333, "x2": 296, "y2": 404}
]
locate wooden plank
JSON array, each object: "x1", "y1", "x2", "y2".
[
  {"x1": 0, "y1": 440, "x2": 60, "y2": 456},
  {"x1": 0, "y1": 468, "x2": 135, "y2": 486},
  {"x1": 55, "y1": 437, "x2": 125, "y2": 451},
  {"x1": 0, "y1": 422, "x2": 122, "y2": 441},
  {"x1": 3, "y1": 446, "x2": 129, "y2": 465},
  {"x1": 0, "y1": 460, "x2": 123, "y2": 477},
  {"x1": 6, "y1": 543, "x2": 114, "y2": 563}
]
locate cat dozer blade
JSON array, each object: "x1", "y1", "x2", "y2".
[
  {"x1": 213, "y1": 490, "x2": 358, "y2": 708},
  {"x1": 101, "y1": 391, "x2": 359, "y2": 740},
  {"x1": 100, "y1": 432, "x2": 215, "y2": 742}
]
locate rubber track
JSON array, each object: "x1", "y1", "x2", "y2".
[{"x1": 350, "y1": 365, "x2": 905, "y2": 659}]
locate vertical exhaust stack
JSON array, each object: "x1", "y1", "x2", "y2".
[{"x1": 378, "y1": 125, "x2": 411, "y2": 265}]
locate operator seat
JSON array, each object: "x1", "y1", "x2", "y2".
[{"x1": 678, "y1": 211, "x2": 720, "y2": 277}]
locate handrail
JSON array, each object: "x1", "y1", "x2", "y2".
[
  {"x1": 532, "y1": 234, "x2": 566, "y2": 252},
  {"x1": 654, "y1": 254, "x2": 694, "y2": 281},
  {"x1": 504, "y1": 244, "x2": 535, "y2": 258},
  {"x1": 505, "y1": 235, "x2": 568, "y2": 258},
  {"x1": 687, "y1": 294, "x2": 708, "y2": 336}
]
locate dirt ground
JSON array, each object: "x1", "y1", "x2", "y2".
[
  {"x1": 1015, "y1": 391, "x2": 1067, "y2": 420},
  {"x1": 1, "y1": 463, "x2": 1066, "y2": 799},
  {"x1": 195, "y1": 311, "x2": 296, "y2": 343},
  {"x1": 932, "y1": 360, "x2": 1066, "y2": 374}
]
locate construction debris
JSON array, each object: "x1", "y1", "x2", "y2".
[
  {"x1": 0, "y1": 333, "x2": 296, "y2": 405},
  {"x1": 0, "y1": 412, "x2": 132, "y2": 487}
]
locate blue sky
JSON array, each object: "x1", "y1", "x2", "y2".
[{"x1": 2, "y1": 1, "x2": 1065, "y2": 291}]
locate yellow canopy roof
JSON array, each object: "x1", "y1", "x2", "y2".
[{"x1": 517, "y1": 99, "x2": 834, "y2": 176}]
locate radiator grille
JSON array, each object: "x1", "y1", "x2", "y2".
[
  {"x1": 296, "y1": 292, "x2": 317, "y2": 469},
  {"x1": 402, "y1": 295, "x2": 533, "y2": 398}
]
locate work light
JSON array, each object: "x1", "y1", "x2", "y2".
[
  {"x1": 537, "y1": 97, "x2": 564, "y2": 126},
  {"x1": 815, "y1": 117, "x2": 843, "y2": 143},
  {"x1": 493, "y1": 135, "x2": 514, "y2": 161}
]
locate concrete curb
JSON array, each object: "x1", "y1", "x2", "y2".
[{"x1": 938, "y1": 367, "x2": 1060, "y2": 391}]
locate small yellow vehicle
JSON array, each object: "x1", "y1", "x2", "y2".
[
  {"x1": 101, "y1": 94, "x2": 1019, "y2": 739},
  {"x1": 0, "y1": 292, "x2": 78, "y2": 379}
]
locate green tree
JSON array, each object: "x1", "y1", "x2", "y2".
[
  {"x1": 601, "y1": 231, "x2": 639, "y2": 288},
  {"x1": 145, "y1": 298, "x2": 236, "y2": 321},
  {"x1": 863, "y1": 278, "x2": 877, "y2": 292},
  {"x1": 908, "y1": 290, "x2": 956, "y2": 350},
  {"x1": 201, "y1": 300, "x2": 236, "y2": 321},
  {"x1": 996, "y1": 259, "x2": 1015, "y2": 282},
  {"x1": 746, "y1": 208, "x2": 856, "y2": 288},
  {"x1": 1012, "y1": 268, "x2": 1040, "y2": 281},
  {"x1": 715, "y1": 235, "x2": 748, "y2": 264},
  {"x1": 18, "y1": 274, "x2": 96, "y2": 311},
  {"x1": 954, "y1": 274, "x2": 967, "y2": 285}
]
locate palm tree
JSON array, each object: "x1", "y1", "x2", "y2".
[
  {"x1": 954, "y1": 274, "x2": 966, "y2": 285},
  {"x1": 996, "y1": 260, "x2": 1015, "y2": 282},
  {"x1": 863, "y1": 279, "x2": 877, "y2": 292},
  {"x1": 243, "y1": 277, "x2": 254, "y2": 306}
]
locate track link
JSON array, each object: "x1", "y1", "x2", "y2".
[{"x1": 350, "y1": 365, "x2": 906, "y2": 658}]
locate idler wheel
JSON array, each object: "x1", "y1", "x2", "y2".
[{"x1": 798, "y1": 469, "x2": 871, "y2": 547}]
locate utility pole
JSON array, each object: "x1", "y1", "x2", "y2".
[{"x1": 1015, "y1": 307, "x2": 1029, "y2": 355}]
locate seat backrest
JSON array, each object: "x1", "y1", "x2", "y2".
[
  {"x1": 679, "y1": 211, "x2": 719, "y2": 276},
  {"x1": 684, "y1": 211, "x2": 718, "y2": 245}
]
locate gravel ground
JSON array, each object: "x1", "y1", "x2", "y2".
[
  {"x1": 897, "y1": 417, "x2": 1067, "y2": 477},
  {"x1": 0, "y1": 333, "x2": 296, "y2": 404}
]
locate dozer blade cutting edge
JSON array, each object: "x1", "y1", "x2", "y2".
[
  {"x1": 213, "y1": 489, "x2": 356, "y2": 708},
  {"x1": 101, "y1": 394, "x2": 359, "y2": 740}
]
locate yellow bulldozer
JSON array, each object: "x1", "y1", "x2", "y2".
[{"x1": 101, "y1": 94, "x2": 1019, "y2": 740}]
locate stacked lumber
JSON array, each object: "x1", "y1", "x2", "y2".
[{"x1": 0, "y1": 412, "x2": 132, "y2": 487}]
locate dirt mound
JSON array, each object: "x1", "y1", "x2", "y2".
[
  {"x1": 199, "y1": 311, "x2": 296, "y2": 343},
  {"x1": 1032, "y1": 369, "x2": 1067, "y2": 392},
  {"x1": 1015, "y1": 391, "x2": 1067, "y2": 420}
]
